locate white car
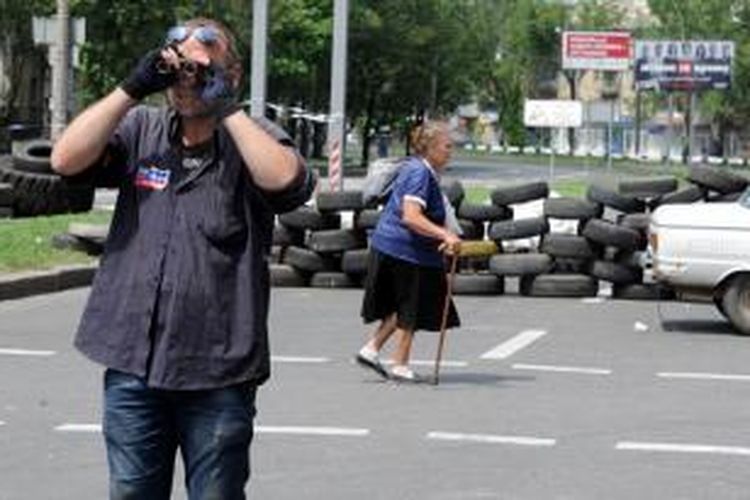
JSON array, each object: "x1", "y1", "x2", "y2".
[{"x1": 649, "y1": 189, "x2": 750, "y2": 334}]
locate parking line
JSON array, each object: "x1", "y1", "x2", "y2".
[
  {"x1": 383, "y1": 359, "x2": 468, "y2": 368},
  {"x1": 257, "y1": 426, "x2": 369, "y2": 437},
  {"x1": 427, "y1": 431, "x2": 556, "y2": 447},
  {"x1": 512, "y1": 363, "x2": 611, "y2": 375},
  {"x1": 0, "y1": 348, "x2": 56, "y2": 357},
  {"x1": 0, "y1": 421, "x2": 5, "y2": 427},
  {"x1": 657, "y1": 372, "x2": 750, "y2": 382},
  {"x1": 480, "y1": 330, "x2": 547, "y2": 360},
  {"x1": 616, "y1": 441, "x2": 750, "y2": 457},
  {"x1": 55, "y1": 423, "x2": 100, "y2": 433},
  {"x1": 271, "y1": 356, "x2": 330, "y2": 364}
]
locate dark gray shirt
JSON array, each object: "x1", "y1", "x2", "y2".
[{"x1": 73, "y1": 106, "x2": 315, "y2": 390}]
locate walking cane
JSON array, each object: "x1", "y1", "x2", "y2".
[
  {"x1": 432, "y1": 249, "x2": 458, "y2": 386},
  {"x1": 432, "y1": 240, "x2": 498, "y2": 386}
]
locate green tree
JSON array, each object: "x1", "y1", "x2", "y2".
[
  {"x1": 647, "y1": 0, "x2": 749, "y2": 159},
  {"x1": 0, "y1": 0, "x2": 54, "y2": 125}
]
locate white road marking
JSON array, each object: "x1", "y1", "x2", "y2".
[
  {"x1": 0, "y1": 348, "x2": 56, "y2": 357},
  {"x1": 512, "y1": 363, "x2": 611, "y2": 375},
  {"x1": 657, "y1": 372, "x2": 750, "y2": 382},
  {"x1": 382, "y1": 359, "x2": 469, "y2": 368},
  {"x1": 616, "y1": 441, "x2": 750, "y2": 457},
  {"x1": 480, "y1": 330, "x2": 548, "y2": 360},
  {"x1": 581, "y1": 297, "x2": 605, "y2": 304},
  {"x1": 55, "y1": 423, "x2": 101, "y2": 433},
  {"x1": 0, "y1": 421, "x2": 5, "y2": 426},
  {"x1": 257, "y1": 426, "x2": 369, "y2": 437},
  {"x1": 427, "y1": 431, "x2": 555, "y2": 447},
  {"x1": 271, "y1": 356, "x2": 330, "y2": 364}
]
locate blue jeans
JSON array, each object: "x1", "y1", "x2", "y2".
[{"x1": 103, "y1": 369, "x2": 257, "y2": 500}]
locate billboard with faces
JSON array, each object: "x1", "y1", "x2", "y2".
[{"x1": 634, "y1": 40, "x2": 735, "y2": 91}]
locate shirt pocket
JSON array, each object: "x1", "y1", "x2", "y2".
[{"x1": 193, "y1": 182, "x2": 248, "y2": 247}]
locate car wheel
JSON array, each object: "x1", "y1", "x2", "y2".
[{"x1": 721, "y1": 274, "x2": 750, "y2": 335}]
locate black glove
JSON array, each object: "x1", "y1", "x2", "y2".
[
  {"x1": 120, "y1": 49, "x2": 177, "y2": 101},
  {"x1": 200, "y1": 64, "x2": 241, "y2": 120}
]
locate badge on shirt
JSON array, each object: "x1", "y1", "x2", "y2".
[{"x1": 135, "y1": 162, "x2": 171, "y2": 191}]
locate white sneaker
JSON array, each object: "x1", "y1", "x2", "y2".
[
  {"x1": 390, "y1": 365, "x2": 418, "y2": 382},
  {"x1": 356, "y1": 346, "x2": 388, "y2": 378}
]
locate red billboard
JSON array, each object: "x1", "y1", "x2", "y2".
[{"x1": 562, "y1": 31, "x2": 632, "y2": 71}]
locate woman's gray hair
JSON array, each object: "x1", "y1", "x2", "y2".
[{"x1": 410, "y1": 120, "x2": 449, "y2": 157}]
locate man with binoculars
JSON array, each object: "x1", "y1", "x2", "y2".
[{"x1": 51, "y1": 17, "x2": 315, "y2": 500}]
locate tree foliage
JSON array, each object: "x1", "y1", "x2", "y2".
[{"x1": 0, "y1": 0, "x2": 54, "y2": 125}]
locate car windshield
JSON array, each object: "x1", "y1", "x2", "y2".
[{"x1": 741, "y1": 187, "x2": 750, "y2": 209}]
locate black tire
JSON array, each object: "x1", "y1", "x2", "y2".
[
  {"x1": 582, "y1": 218, "x2": 643, "y2": 252},
  {"x1": 341, "y1": 248, "x2": 370, "y2": 274},
  {"x1": 273, "y1": 224, "x2": 305, "y2": 247},
  {"x1": 310, "y1": 271, "x2": 359, "y2": 288},
  {"x1": 707, "y1": 191, "x2": 744, "y2": 203},
  {"x1": 0, "y1": 163, "x2": 92, "y2": 216},
  {"x1": 452, "y1": 273, "x2": 505, "y2": 295},
  {"x1": 283, "y1": 246, "x2": 339, "y2": 273},
  {"x1": 458, "y1": 203, "x2": 513, "y2": 223},
  {"x1": 543, "y1": 197, "x2": 603, "y2": 220},
  {"x1": 355, "y1": 209, "x2": 381, "y2": 230},
  {"x1": 307, "y1": 229, "x2": 365, "y2": 253},
  {"x1": 649, "y1": 185, "x2": 706, "y2": 209},
  {"x1": 490, "y1": 182, "x2": 549, "y2": 206},
  {"x1": 11, "y1": 139, "x2": 53, "y2": 174},
  {"x1": 0, "y1": 182, "x2": 12, "y2": 206},
  {"x1": 588, "y1": 260, "x2": 642, "y2": 285},
  {"x1": 541, "y1": 234, "x2": 596, "y2": 259},
  {"x1": 618, "y1": 176, "x2": 678, "y2": 198},
  {"x1": 442, "y1": 180, "x2": 465, "y2": 207},
  {"x1": 721, "y1": 274, "x2": 750, "y2": 335},
  {"x1": 552, "y1": 257, "x2": 590, "y2": 274},
  {"x1": 488, "y1": 217, "x2": 549, "y2": 242},
  {"x1": 270, "y1": 264, "x2": 309, "y2": 287},
  {"x1": 278, "y1": 206, "x2": 341, "y2": 231},
  {"x1": 612, "y1": 283, "x2": 676, "y2": 301},
  {"x1": 489, "y1": 253, "x2": 553, "y2": 276},
  {"x1": 587, "y1": 184, "x2": 645, "y2": 214},
  {"x1": 520, "y1": 273, "x2": 599, "y2": 297},
  {"x1": 458, "y1": 219, "x2": 485, "y2": 240},
  {"x1": 618, "y1": 213, "x2": 650, "y2": 233},
  {"x1": 316, "y1": 190, "x2": 364, "y2": 212},
  {"x1": 687, "y1": 165, "x2": 748, "y2": 194},
  {"x1": 51, "y1": 232, "x2": 104, "y2": 256}
]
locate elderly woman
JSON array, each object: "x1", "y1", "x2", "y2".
[{"x1": 357, "y1": 120, "x2": 461, "y2": 382}]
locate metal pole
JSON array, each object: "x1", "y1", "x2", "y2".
[
  {"x1": 50, "y1": 0, "x2": 70, "y2": 140},
  {"x1": 607, "y1": 98, "x2": 614, "y2": 170},
  {"x1": 327, "y1": 0, "x2": 349, "y2": 191},
  {"x1": 687, "y1": 91, "x2": 696, "y2": 165},
  {"x1": 665, "y1": 93, "x2": 674, "y2": 164},
  {"x1": 249, "y1": 0, "x2": 268, "y2": 119}
]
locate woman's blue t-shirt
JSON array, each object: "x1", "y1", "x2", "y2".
[{"x1": 370, "y1": 156, "x2": 446, "y2": 268}]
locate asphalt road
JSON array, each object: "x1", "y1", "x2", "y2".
[{"x1": 2, "y1": 286, "x2": 750, "y2": 499}]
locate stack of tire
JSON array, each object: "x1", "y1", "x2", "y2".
[
  {"x1": 484, "y1": 181, "x2": 601, "y2": 298},
  {"x1": 444, "y1": 180, "x2": 508, "y2": 296},
  {"x1": 0, "y1": 139, "x2": 95, "y2": 217},
  {"x1": 0, "y1": 174, "x2": 12, "y2": 218},
  {"x1": 270, "y1": 190, "x2": 372, "y2": 288}
]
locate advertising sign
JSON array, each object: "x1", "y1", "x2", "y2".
[
  {"x1": 634, "y1": 40, "x2": 735, "y2": 91},
  {"x1": 524, "y1": 100, "x2": 583, "y2": 128},
  {"x1": 562, "y1": 31, "x2": 632, "y2": 71}
]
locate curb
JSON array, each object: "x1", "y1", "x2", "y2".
[{"x1": 0, "y1": 263, "x2": 98, "y2": 302}]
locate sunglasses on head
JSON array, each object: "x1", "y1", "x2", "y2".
[{"x1": 165, "y1": 25, "x2": 220, "y2": 46}]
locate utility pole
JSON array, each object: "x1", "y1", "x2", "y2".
[
  {"x1": 249, "y1": 0, "x2": 268, "y2": 119},
  {"x1": 50, "y1": 0, "x2": 70, "y2": 140},
  {"x1": 327, "y1": 0, "x2": 349, "y2": 191}
]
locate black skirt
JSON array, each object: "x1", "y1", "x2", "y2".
[{"x1": 360, "y1": 249, "x2": 460, "y2": 332}]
